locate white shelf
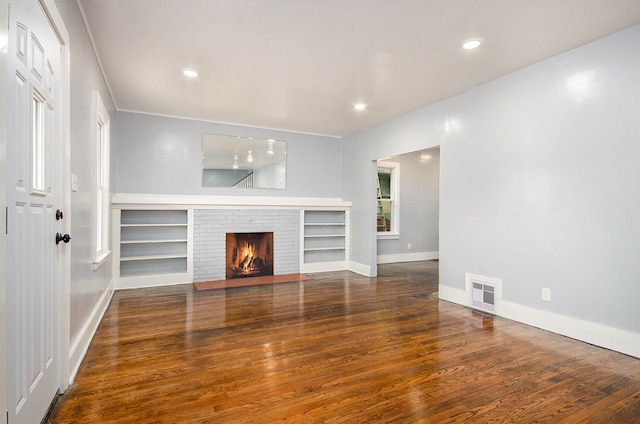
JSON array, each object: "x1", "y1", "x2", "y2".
[
  {"x1": 304, "y1": 247, "x2": 345, "y2": 252},
  {"x1": 121, "y1": 223, "x2": 187, "y2": 227},
  {"x1": 117, "y1": 209, "x2": 191, "y2": 281},
  {"x1": 120, "y1": 254, "x2": 188, "y2": 261},
  {"x1": 120, "y1": 239, "x2": 188, "y2": 244},
  {"x1": 301, "y1": 209, "x2": 349, "y2": 272}
]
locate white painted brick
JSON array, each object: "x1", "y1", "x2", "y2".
[{"x1": 193, "y1": 208, "x2": 300, "y2": 281}]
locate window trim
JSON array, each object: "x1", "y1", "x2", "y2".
[
  {"x1": 93, "y1": 91, "x2": 111, "y2": 269},
  {"x1": 376, "y1": 161, "x2": 400, "y2": 239}
]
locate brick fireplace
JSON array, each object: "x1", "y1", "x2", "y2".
[{"x1": 193, "y1": 209, "x2": 300, "y2": 282}]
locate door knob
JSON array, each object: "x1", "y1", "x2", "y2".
[{"x1": 56, "y1": 233, "x2": 71, "y2": 245}]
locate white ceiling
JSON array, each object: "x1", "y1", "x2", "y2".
[{"x1": 77, "y1": 0, "x2": 640, "y2": 138}]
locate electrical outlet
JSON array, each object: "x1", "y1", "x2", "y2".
[
  {"x1": 407, "y1": 243, "x2": 412, "y2": 250},
  {"x1": 541, "y1": 287, "x2": 551, "y2": 302}
]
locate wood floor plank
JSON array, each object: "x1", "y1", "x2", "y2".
[
  {"x1": 194, "y1": 273, "x2": 310, "y2": 290},
  {"x1": 48, "y1": 261, "x2": 640, "y2": 423}
]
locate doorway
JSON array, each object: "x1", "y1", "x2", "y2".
[{"x1": 375, "y1": 147, "x2": 440, "y2": 265}]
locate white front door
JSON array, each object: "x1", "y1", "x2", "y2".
[{"x1": 6, "y1": 0, "x2": 64, "y2": 422}]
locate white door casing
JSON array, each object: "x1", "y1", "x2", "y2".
[{"x1": 6, "y1": 0, "x2": 66, "y2": 422}]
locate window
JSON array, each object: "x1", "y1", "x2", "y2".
[
  {"x1": 376, "y1": 161, "x2": 399, "y2": 238},
  {"x1": 31, "y1": 89, "x2": 46, "y2": 194},
  {"x1": 94, "y1": 92, "x2": 110, "y2": 268}
]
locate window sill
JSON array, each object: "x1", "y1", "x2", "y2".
[
  {"x1": 377, "y1": 232, "x2": 400, "y2": 240},
  {"x1": 93, "y1": 250, "x2": 112, "y2": 271}
]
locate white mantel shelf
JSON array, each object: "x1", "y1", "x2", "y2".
[{"x1": 112, "y1": 193, "x2": 352, "y2": 210}]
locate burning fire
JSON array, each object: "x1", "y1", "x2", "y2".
[
  {"x1": 240, "y1": 244, "x2": 254, "y2": 272},
  {"x1": 226, "y1": 232, "x2": 274, "y2": 279}
]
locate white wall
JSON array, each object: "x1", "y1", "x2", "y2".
[
  {"x1": 254, "y1": 161, "x2": 286, "y2": 189},
  {"x1": 377, "y1": 148, "x2": 440, "y2": 262},
  {"x1": 115, "y1": 111, "x2": 342, "y2": 198},
  {"x1": 53, "y1": 0, "x2": 116, "y2": 377},
  {"x1": 343, "y1": 24, "x2": 640, "y2": 355}
]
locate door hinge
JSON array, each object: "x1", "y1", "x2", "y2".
[{"x1": 5, "y1": 206, "x2": 7, "y2": 235}]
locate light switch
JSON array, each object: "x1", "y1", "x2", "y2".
[{"x1": 71, "y1": 174, "x2": 79, "y2": 192}]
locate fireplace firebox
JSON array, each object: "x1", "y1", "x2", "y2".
[{"x1": 226, "y1": 232, "x2": 274, "y2": 279}]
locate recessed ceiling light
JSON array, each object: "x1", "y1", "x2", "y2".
[
  {"x1": 354, "y1": 103, "x2": 367, "y2": 111},
  {"x1": 183, "y1": 69, "x2": 198, "y2": 77},
  {"x1": 462, "y1": 39, "x2": 481, "y2": 50}
]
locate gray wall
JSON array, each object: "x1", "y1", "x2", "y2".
[
  {"x1": 115, "y1": 111, "x2": 342, "y2": 197},
  {"x1": 54, "y1": 0, "x2": 115, "y2": 347},
  {"x1": 343, "y1": 24, "x2": 640, "y2": 334},
  {"x1": 377, "y1": 148, "x2": 439, "y2": 257}
]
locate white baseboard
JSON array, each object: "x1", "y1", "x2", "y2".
[
  {"x1": 438, "y1": 284, "x2": 640, "y2": 359},
  {"x1": 115, "y1": 273, "x2": 193, "y2": 290},
  {"x1": 348, "y1": 261, "x2": 373, "y2": 277},
  {"x1": 377, "y1": 251, "x2": 439, "y2": 264},
  {"x1": 300, "y1": 261, "x2": 348, "y2": 274},
  {"x1": 68, "y1": 280, "x2": 114, "y2": 384},
  {"x1": 438, "y1": 284, "x2": 467, "y2": 305}
]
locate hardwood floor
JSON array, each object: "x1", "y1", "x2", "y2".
[{"x1": 49, "y1": 261, "x2": 640, "y2": 423}]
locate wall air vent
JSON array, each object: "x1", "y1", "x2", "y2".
[{"x1": 466, "y1": 273, "x2": 501, "y2": 314}]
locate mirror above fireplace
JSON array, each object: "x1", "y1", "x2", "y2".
[{"x1": 202, "y1": 133, "x2": 286, "y2": 189}]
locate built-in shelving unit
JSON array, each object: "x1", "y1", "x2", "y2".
[
  {"x1": 111, "y1": 195, "x2": 352, "y2": 288},
  {"x1": 301, "y1": 209, "x2": 349, "y2": 273},
  {"x1": 114, "y1": 209, "x2": 193, "y2": 288}
]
